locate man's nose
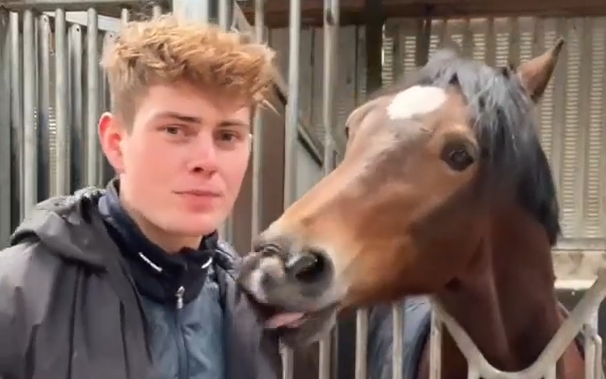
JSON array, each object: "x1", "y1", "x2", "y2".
[{"x1": 186, "y1": 133, "x2": 219, "y2": 173}]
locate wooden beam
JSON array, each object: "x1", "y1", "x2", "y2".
[{"x1": 239, "y1": 0, "x2": 606, "y2": 28}]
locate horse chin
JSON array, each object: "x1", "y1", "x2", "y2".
[{"x1": 268, "y1": 305, "x2": 338, "y2": 348}]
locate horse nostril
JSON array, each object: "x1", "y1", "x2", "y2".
[{"x1": 285, "y1": 250, "x2": 327, "y2": 284}]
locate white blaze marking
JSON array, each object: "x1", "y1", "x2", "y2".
[{"x1": 386, "y1": 85, "x2": 448, "y2": 120}]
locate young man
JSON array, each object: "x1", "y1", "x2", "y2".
[{"x1": 0, "y1": 16, "x2": 282, "y2": 379}]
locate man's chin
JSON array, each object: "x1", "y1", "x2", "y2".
[{"x1": 167, "y1": 213, "x2": 224, "y2": 237}]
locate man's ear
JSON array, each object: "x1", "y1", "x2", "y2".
[
  {"x1": 98, "y1": 112, "x2": 127, "y2": 174},
  {"x1": 516, "y1": 38, "x2": 564, "y2": 102}
]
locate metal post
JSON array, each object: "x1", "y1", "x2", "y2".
[
  {"x1": 282, "y1": 0, "x2": 302, "y2": 376},
  {"x1": 121, "y1": 8, "x2": 129, "y2": 25},
  {"x1": 38, "y1": 15, "x2": 51, "y2": 201},
  {"x1": 54, "y1": 9, "x2": 69, "y2": 196},
  {"x1": 429, "y1": 310, "x2": 443, "y2": 379},
  {"x1": 0, "y1": 9, "x2": 12, "y2": 246},
  {"x1": 584, "y1": 309, "x2": 600, "y2": 379},
  {"x1": 250, "y1": 0, "x2": 265, "y2": 243},
  {"x1": 355, "y1": 309, "x2": 369, "y2": 379},
  {"x1": 284, "y1": 0, "x2": 301, "y2": 208},
  {"x1": 101, "y1": 32, "x2": 116, "y2": 185},
  {"x1": 218, "y1": 0, "x2": 231, "y2": 30},
  {"x1": 319, "y1": 0, "x2": 339, "y2": 378},
  {"x1": 152, "y1": 4, "x2": 163, "y2": 18},
  {"x1": 69, "y1": 22, "x2": 83, "y2": 191},
  {"x1": 10, "y1": 11, "x2": 23, "y2": 217},
  {"x1": 86, "y1": 8, "x2": 99, "y2": 187},
  {"x1": 172, "y1": 0, "x2": 210, "y2": 24},
  {"x1": 392, "y1": 303, "x2": 405, "y2": 379},
  {"x1": 23, "y1": 9, "x2": 37, "y2": 216}
]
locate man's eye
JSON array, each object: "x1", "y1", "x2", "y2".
[
  {"x1": 219, "y1": 132, "x2": 238, "y2": 141},
  {"x1": 165, "y1": 126, "x2": 181, "y2": 135}
]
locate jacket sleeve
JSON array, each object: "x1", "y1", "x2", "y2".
[{"x1": 0, "y1": 241, "x2": 63, "y2": 378}]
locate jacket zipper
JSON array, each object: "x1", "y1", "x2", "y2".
[
  {"x1": 174, "y1": 286, "x2": 188, "y2": 379},
  {"x1": 176, "y1": 286, "x2": 184, "y2": 310}
]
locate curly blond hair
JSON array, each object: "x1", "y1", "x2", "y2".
[{"x1": 101, "y1": 15, "x2": 276, "y2": 124}]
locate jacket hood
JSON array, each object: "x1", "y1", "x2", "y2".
[{"x1": 10, "y1": 187, "x2": 111, "y2": 269}]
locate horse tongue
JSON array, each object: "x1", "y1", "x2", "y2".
[{"x1": 265, "y1": 312, "x2": 305, "y2": 329}]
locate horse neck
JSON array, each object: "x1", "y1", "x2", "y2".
[{"x1": 435, "y1": 205, "x2": 561, "y2": 374}]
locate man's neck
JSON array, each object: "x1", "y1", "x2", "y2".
[{"x1": 119, "y1": 192, "x2": 202, "y2": 253}]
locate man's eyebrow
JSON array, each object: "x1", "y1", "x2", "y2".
[
  {"x1": 218, "y1": 120, "x2": 250, "y2": 128},
  {"x1": 153, "y1": 111, "x2": 201, "y2": 124},
  {"x1": 152, "y1": 112, "x2": 249, "y2": 128}
]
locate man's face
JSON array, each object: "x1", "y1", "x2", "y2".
[{"x1": 99, "y1": 81, "x2": 252, "y2": 242}]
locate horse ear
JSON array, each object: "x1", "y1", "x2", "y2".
[{"x1": 516, "y1": 38, "x2": 564, "y2": 102}]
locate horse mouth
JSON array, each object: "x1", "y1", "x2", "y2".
[
  {"x1": 266, "y1": 312, "x2": 308, "y2": 329},
  {"x1": 262, "y1": 304, "x2": 338, "y2": 347}
]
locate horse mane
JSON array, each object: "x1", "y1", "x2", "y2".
[{"x1": 369, "y1": 48, "x2": 561, "y2": 245}]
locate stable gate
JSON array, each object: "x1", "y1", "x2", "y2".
[{"x1": 1, "y1": 1, "x2": 605, "y2": 379}]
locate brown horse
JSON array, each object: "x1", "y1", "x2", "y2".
[{"x1": 238, "y1": 41, "x2": 586, "y2": 379}]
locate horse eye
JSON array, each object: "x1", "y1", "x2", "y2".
[{"x1": 441, "y1": 144, "x2": 475, "y2": 172}]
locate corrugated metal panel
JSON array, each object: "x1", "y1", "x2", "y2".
[
  {"x1": 386, "y1": 17, "x2": 606, "y2": 252},
  {"x1": 269, "y1": 25, "x2": 365, "y2": 149},
  {"x1": 43, "y1": 15, "x2": 112, "y2": 195}
]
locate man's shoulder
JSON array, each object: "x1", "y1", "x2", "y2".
[
  {"x1": 0, "y1": 239, "x2": 65, "y2": 334},
  {"x1": 0, "y1": 240, "x2": 70, "y2": 296},
  {"x1": 0, "y1": 239, "x2": 62, "y2": 284}
]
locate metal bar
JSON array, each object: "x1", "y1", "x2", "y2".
[
  {"x1": 1, "y1": 0, "x2": 141, "y2": 12},
  {"x1": 69, "y1": 23, "x2": 83, "y2": 191},
  {"x1": 591, "y1": 330, "x2": 602, "y2": 379},
  {"x1": 355, "y1": 309, "x2": 369, "y2": 379},
  {"x1": 250, "y1": 0, "x2": 265, "y2": 243},
  {"x1": 100, "y1": 32, "x2": 115, "y2": 184},
  {"x1": 2, "y1": 0, "x2": 140, "y2": 13},
  {"x1": 322, "y1": 0, "x2": 338, "y2": 175},
  {"x1": 120, "y1": 7, "x2": 129, "y2": 25},
  {"x1": 152, "y1": 4, "x2": 162, "y2": 19},
  {"x1": 392, "y1": 303, "x2": 404, "y2": 379},
  {"x1": 583, "y1": 310, "x2": 599, "y2": 379},
  {"x1": 23, "y1": 9, "x2": 37, "y2": 216},
  {"x1": 429, "y1": 310, "x2": 443, "y2": 379},
  {"x1": 38, "y1": 14, "x2": 51, "y2": 201},
  {"x1": 318, "y1": 1, "x2": 339, "y2": 377},
  {"x1": 54, "y1": 9, "x2": 69, "y2": 196},
  {"x1": 0, "y1": 9, "x2": 12, "y2": 246},
  {"x1": 283, "y1": 0, "x2": 301, "y2": 208},
  {"x1": 172, "y1": 0, "x2": 209, "y2": 24},
  {"x1": 281, "y1": 0, "x2": 302, "y2": 377},
  {"x1": 218, "y1": 0, "x2": 231, "y2": 30},
  {"x1": 10, "y1": 11, "x2": 23, "y2": 218},
  {"x1": 319, "y1": 333, "x2": 332, "y2": 379},
  {"x1": 86, "y1": 8, "x2": 99, "y2": 187}
]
